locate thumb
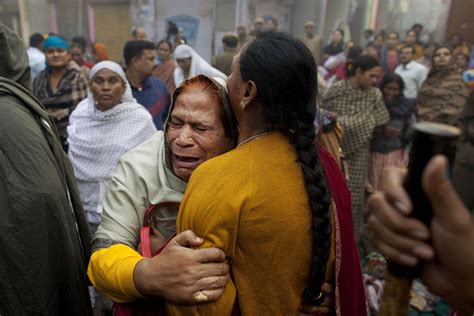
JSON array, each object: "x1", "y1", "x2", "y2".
[
  {"x1": 422, "y1": 155, "x2": 470, "y2": 230},
  {"x1": 171, "y1": 230, "x2": 204, "y2": 248}
]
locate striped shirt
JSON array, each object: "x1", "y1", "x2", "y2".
[{"x1": 33, "y1": 62, "x2": 88, "y2": 151}]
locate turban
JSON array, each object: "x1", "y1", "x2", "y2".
[{"x1": 43, "y1": 35, "x2": 70, "y2": 51}]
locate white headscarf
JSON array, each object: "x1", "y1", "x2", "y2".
[
  {"x1": 173, "y1": 44, "x2": 227, "y2": 86},
  {"x1": 88, "y1": 60, "x2": 136, "y2": 103},
  {"x1": 67, "y1": 60, "x2": 157, "y2": 224}
]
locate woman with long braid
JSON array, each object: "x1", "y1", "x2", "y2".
[{"x1": 165, "y1": 32, "x2": 366, "y2": 315}]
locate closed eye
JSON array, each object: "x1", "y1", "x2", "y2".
[{"x1": 168, "y1": 118, "x2": 183, "y2": 127}]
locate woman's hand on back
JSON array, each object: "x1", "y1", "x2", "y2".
[{"x1": 133, "y1": 230, "x2": 230, "y2": 305}]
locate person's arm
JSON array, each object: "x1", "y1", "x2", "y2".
[
  {"x1": 87, "y1": 160, "x2": 148, "y2": 302},
  {"x1": 367, "y1": 156, "x2": 474, "y2": 313},
  {"x1": 88, "y1": 230, "x2": 229, "y2": 304},
  {"x1": 88, "y1": 244, "x2": 144, "y2": 303},
  {"x1": 337, "y1": 111, "x2": 376, "y2": 156},
  {"x1": 90, "y1": 156, "x2": 230, "y2": 305},
  {"x1": 134, "y1": 230, "x2": 229, "y2": 305}
]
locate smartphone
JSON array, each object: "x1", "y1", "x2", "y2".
[{"x1": 388, "y1": 121, "x2": 461, "y2": 278}]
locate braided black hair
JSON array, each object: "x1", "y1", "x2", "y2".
[{"x1": 239, "y1": 31, "x2": 332, "y2": 304}]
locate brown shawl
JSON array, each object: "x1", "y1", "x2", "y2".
[{"x1": 416, "y1": 64, "x2": 470, "y2": 126}]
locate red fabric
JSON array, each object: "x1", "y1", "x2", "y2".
[
  {"x1": 80, "y1": 59, "x2": 93, "y2": 69},
  {"x1": 333, "y1": 63, "x2": 347, "y2": 81},
  {"x1": 317, "y1": 144, "x2": 367, "y2": 315},
  {"x1": 386, "y1": 51, "x2": 399, "y2": 72},
  {"x1": 139, "y1": 226, "x2": 152, "y2": 258},
  {"x1": 324, "y1": 62, "x2": 347, "y2": 82}
]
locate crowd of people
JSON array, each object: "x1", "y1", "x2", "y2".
[
  {"x1": 1, "y1": 15, "x2": 474, "y2": 316},
  {"x1": 315, "y1": 23, "x2": 472, "y2": 250},
  {"x1": 313, "y1": 22, "x2": 473, "y2": 315}
]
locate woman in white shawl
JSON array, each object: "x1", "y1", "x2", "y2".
[
  {"x1": 173, "y1": 44, "x2": 227, "y2": 87},
  {"x1": 68, "y1": 61, "x2": 157, "y2": 231}
]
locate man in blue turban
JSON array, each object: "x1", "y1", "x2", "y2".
[{"x1": 32, "y1": 35, "x2": 88, "y2": 151}]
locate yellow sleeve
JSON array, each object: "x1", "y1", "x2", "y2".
[
  {"x1": 87, "y1": 244, "x2": 145, "y2": 303},
  {"x1": 165, "y1": 161, "x2": 241, "y2": 315}
]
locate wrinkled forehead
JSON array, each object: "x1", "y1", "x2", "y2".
[
  {"x1": 170, "y1": 90, "x2": 222, "y2": 125},
  {"x1": 166, "y1": 77, "x2": 227, "y2": 127}
]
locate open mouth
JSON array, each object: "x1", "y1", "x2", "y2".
[{"x1": 175, "y1": 155, "x2": 200, "y2": 163}]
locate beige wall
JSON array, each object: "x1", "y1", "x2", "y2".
[
  {"x1": 153, "y1": 0, "x2": 214, "y2": 61},
  {"x1": 91, "y1": 2, "x2": 131, "y2": 62},
  {"x1": 322, "y1": 0, "x2": 350, "y2": 42},
  {"x1": 27, "y1": 0, "x2": 50, "y2": 35}
]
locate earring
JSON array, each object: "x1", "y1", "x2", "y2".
[{"x1": 240, "y1": 100, "x2": 246, "y2": 109}]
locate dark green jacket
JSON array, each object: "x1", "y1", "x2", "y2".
[{"x1": 0, "y1": 23, "x2": 92, "y2": 315}]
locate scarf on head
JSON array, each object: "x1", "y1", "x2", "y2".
[
  {"x1": 67, "y1": 61, "x2": 157, "y2": 217},
  {"x1": 173, "y1": 44, "x2": 227, "y2": 86},
  {"x1": 94, "y1": 43, "x2": 109, "y2": 62},
  {"x1": 43, "y1": 35, "x2": 70, "y2": 51},
  {"x1": 163, "y1": 74, "x2": 237, "y2": 168}
]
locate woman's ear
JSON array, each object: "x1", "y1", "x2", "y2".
[{"x1": 242, "y1": 80, "x2": 257, "y2": 109}]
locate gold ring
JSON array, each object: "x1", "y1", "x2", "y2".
[{"x1": 194, "y1": 290, "x2": 208, "y2": 302}]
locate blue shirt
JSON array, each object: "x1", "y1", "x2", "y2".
[{"x1": 129, "y1": 76, "x2": 170, "y2": 130}]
